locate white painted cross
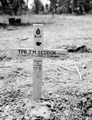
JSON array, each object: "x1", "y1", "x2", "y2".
[{"x1": 9, "y1": 24, "x2": 68, "y2": 100}]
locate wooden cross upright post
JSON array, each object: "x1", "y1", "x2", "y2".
[
  {"x1": 9, "y1": 24, "x2": 68, "y2": 100},
  {"x1": 33, "y1": 24, "x2": 43, "y2": 100}
]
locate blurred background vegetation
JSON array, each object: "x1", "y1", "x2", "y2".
[{"x1": 0, "y1": 0, "x2": 92, "y2": 15}]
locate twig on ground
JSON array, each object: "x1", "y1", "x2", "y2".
[
  {"x1": 75, "y1": 65, "x2": 82, "y2": 81},
  {"x1": 21, "y1": 37, "x2": 29, "y2": 41},
  {"x1": 59, "y1": 65, "x2": 76, "y2": 72}
]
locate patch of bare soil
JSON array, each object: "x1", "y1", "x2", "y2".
[{"x1": 0, "y1": 14, "x2": 92, "y2": 120}]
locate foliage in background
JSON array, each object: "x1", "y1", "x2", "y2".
[
  {"x1": 50, "y1": 0, "x2": 92, "y2": 14},
  {"x1": 0, "y1": 0, "x2": 27, "y2": 15},
  {"x1": 34, "y1": 0, "x2": 44, "y2": 14},
  {"x1": 0, "y1": 0, "x2": 92, "y2": 15}
]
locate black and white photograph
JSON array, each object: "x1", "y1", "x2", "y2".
[{"x1": 0, "y1": 0, "x2": 92, "y2": 120}]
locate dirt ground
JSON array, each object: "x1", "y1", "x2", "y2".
[{"x1": 0, "y1": 14, "x2": 92, "y2": 120}]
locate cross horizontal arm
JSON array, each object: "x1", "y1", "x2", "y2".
[{"x1": 8, "y1": 48, "x2": 68, "y2": 59}]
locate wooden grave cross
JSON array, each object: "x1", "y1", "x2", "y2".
[{"x1": 10, "y1": 24, "x2": 68, "y2": 100}]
